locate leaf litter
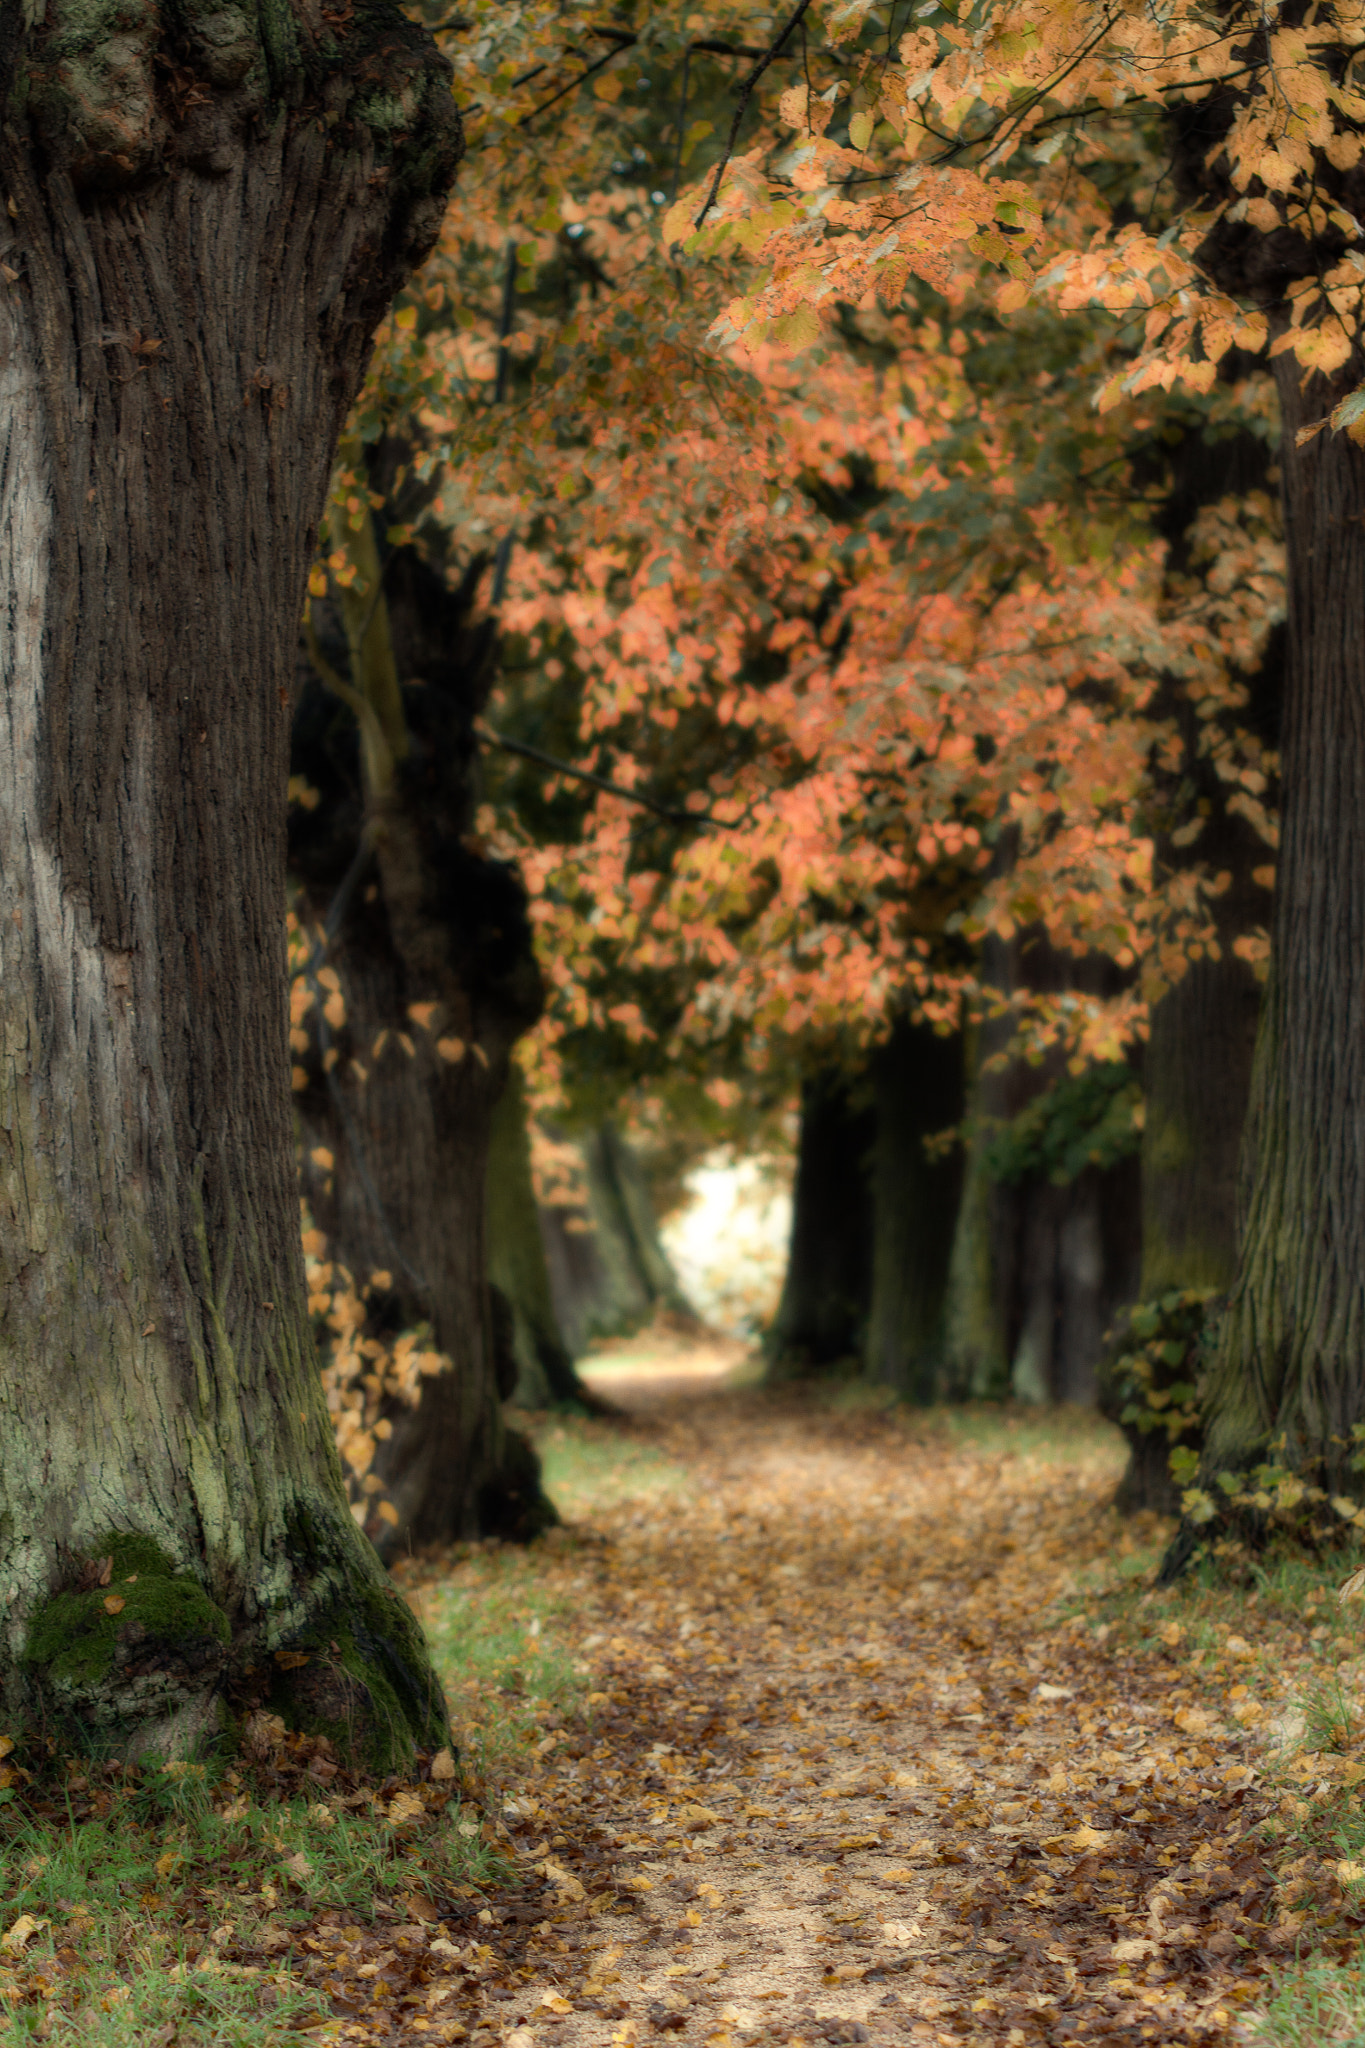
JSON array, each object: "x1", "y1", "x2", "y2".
[
  {"x1": 5, "y1": 1369, "x2": 1365, "y2": 2043},
  {"x1": 386, "y1": 1375, "x2": 1358, "y2": 2048}
]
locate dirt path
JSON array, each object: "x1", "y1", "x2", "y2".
[{"x1": 413, "y1": 1373, "x2": 1284, "y2": 2048}]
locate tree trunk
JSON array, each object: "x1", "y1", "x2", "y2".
[
  {"x1": 1166, "y1": 360, "x2": 1365, "y2": 1536},
  {"x1": 863, "y1": 1018, "x2": 965, "y2": 1402},
  {"x1": 486, "y1": 1066, "x2": 587, "y2": 1408},
  {"x1": 539, "y1": 1122, "x2": 694, "y2": 1353},
  {"x1": 978, "y1": 934, "x2": 1142, "y2": 1409},
  {"x1": 766, "y1": 1065, "x2": 874, "y2": 1377},
  {"x1": 0, "y1": 3, "x2": 458, "y2": 1758},
  {"x1": 292, "y1": 535, "x2": 551, "y2": 1552},
  {"x1": 942, "y1": 955, "x2": 1014, "y2": 1403}
]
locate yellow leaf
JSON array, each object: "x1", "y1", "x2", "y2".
[
  {"x1": 769, "y1": 302, "x2": 822, "y2": 353},
  {"x1": 1067, "y1": 1825, "x2": 1113, "y2": 1853},
  {"x1": 848, "y1": 108, "x2": 874, "y2": 151},
  {"x1": 155, "y1": 1852, "x2": 183, "y2": 1879},
  {"x1": 393, "y1": 304, "x2": 417, "y2": 332},
  {"x1": 430, "y1": 1747, "x2": 457, "y2": 1782},
  {"x1": 538, "y1": 1992, "x2": 574, "y2": 2013},
  {"x1": 1339, "y1": 1860, "x2": 1365, "y2": 1883},
  {"x1": 1, "y1": 1917, "x2": 45, "y2": 1954},
  {"x1": 375, "y1": 1500, "x2": 400, "y2": 1527},
  {"x1": 1339, "y1": 1569, "x2": 1365, "y2": 1606},
  {"x1": 103, "y1": 1596, "x2": 125, "y2": 1615},
  {"x1": 309, "y1": 1147, "x2": 334, "y2": 1172}
]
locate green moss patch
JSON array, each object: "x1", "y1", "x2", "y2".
[
  {"x1": 23, "y1": 1535, "x2": 229, "y2": 1694},
  {"x1": 266, "y1": 1579, "x2": 449, "y2": 1776}
]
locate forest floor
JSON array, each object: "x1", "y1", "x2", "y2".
[
  {"x1": 6, "y1": 1343, "x2": 1365, "y2": 2046},
  {"x1": 383, "y1": 1340, "x2": 1365, "y2": 2048}
]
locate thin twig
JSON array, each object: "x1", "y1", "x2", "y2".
[
  {"x1": 476, "y1": 722, "x2": 718, "y2": 826},
  {"x1": 494, "y1": 239, "x2": 517, "y2": 406},
  {"x1": 694, "y1": 0, "x2": 814, "y2": 230},
  {"x1": 517, "y1": 41, "x2": 623, "y2": 128},
  {"x1": 670, "y1": 44, "x2": 692, "y2": 204}
]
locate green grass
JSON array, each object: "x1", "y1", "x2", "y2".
[
  {"x1": 938, "y1": 1400, "x2": 1128, "y2": 1466},
  {"x1": 1253, "y1": 1960, "x2": 1365, "y2": 2047},
  {"x1": 531, "y1": 1413, "x2": 694, "y2": 1515},
  {"x1": 0, "y1": 1754, "x2": 504, "y2": 2045}
]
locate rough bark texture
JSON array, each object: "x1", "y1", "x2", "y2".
[
  {"x1": 766, "y1": 1066, "x2": 874, "y2": 1378},
  {"x1": 485, "y1": 1066, "x2": 586, "y2": 1409},
  {"x1": 291, "y1": 540, "x2": 552, "y2": 1553},
  {"x1": 0, "y1": 0, "x2": 458, "y2": 1757},
  {"x1": 1180, "y1": 360, "x2": 1365, "y2": 1505},
  {"x1": 863, "y1": 1019, "x2": 965, "y2": 1402}
]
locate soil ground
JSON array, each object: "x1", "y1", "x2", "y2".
[{"x1": 396, "y1": 1346, "x2": 1291, "y2": 2048}]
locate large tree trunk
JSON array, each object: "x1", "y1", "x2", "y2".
[
  {"x1": 863, "y1": 1018, "x2": 965, "y2": 1402},
  {"x1": 766, "y1": 1065, "x2": 874, "y2": 1377},
  {"x1": 1102, "y1": 419, "x2": 1280, "y2": 1513},
  {"x1": 292, "y1": 533, "x2": 552, "y2": 1551},
  {"x1": 1165, "y1": 361, "x2": 1365, "y2": 1542},
  {"x1": 0, "y1": 4, "x2": 458, "y2": 1757}
]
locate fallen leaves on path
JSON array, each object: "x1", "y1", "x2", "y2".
[{"x1": 390, "y1": 1385, "x2": 1336, "y2": 2048}]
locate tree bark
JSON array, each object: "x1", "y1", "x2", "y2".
[
  {"x1": 766, "y1": 1065, "x2": 874, "y2": 1377},
  {"x1": 0, "y1": 0, "x2": 458, "y2": 1758},
  {"x1": 863, "y1": 1018, "x2": 965, "y2": 1402},
  {"x1": 292, "y1": 535, "x2": 552, "y2": 1551},
  {"x1": 485, "y1": 1065, "x2": 588, "y2": 1408},
  {"x1": 1167, "y1": 360, "x2": 1365, "y2": 1532},
  {"x1": 979, "y1": 934, "x2": 1141, "y2": 1409}
]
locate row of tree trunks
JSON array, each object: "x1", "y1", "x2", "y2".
[
  {"x1": 539, "y1": 1123, "x2": 694, "y2": 1357},
  {"x1": 768, "y1": 1017, "x2": 965, "y2": 1398}
]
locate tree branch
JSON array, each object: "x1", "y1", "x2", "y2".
[
  {"x1": 476, "y1": 722, "x2": 718, "y2": 826},
  {"x1": 694, "y1": 0, "x2": 815, "y2": 230}
]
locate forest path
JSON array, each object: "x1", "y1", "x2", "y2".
[{"x1": 425, "y1": 1374, "x2": 1281, "y2": 2048}]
